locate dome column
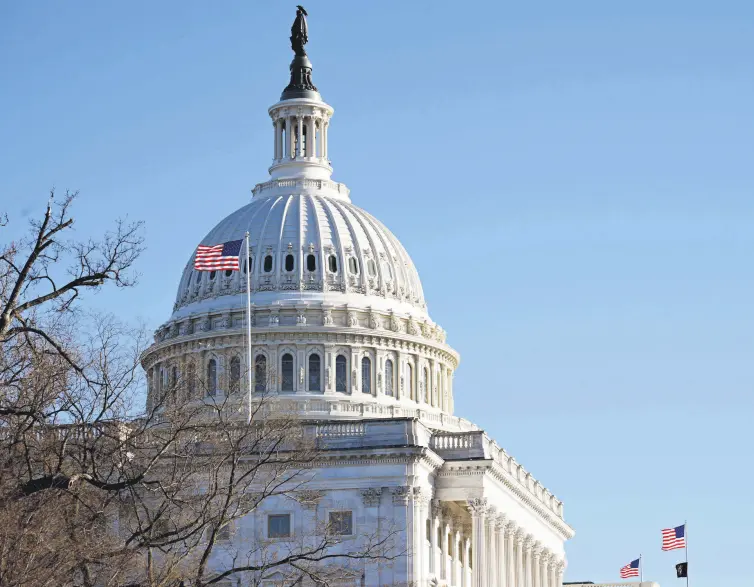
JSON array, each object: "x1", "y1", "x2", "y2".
[{"x1": 297, "y1": 116, "x2": 304, "y2": 158}]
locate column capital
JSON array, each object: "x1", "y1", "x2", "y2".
[
  {"x1": 532, "y1": 542, "x2": 543, "y2": 560},
  {"x1": 495, "y1": 513, "x2": 508, "y2": 529},
  {"x1": 514, "y1": 528, "x2": 527, "y2": 545},
  {"x1": 505, "y1": 520, "x2": 518, "y2": 536},
  {"x1": 391, "y1": 485, "x2": 411, "y2": 505},
  {"x1": 523, "y1": 534, "x2": 535, "y2": 549},
  {"x1": 360, "y1": 487, "x2": 382, "y2": 507},
  {"x1": 467, "y1": 497, "x2": 489, "y2": 516}
]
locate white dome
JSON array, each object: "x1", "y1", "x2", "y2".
[{"x1": 172, "y1": 184, "x2": 427, "y2": 321}]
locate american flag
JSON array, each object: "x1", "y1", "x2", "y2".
[
  {"x1": 194, "y1": 239, "x2": 243, "y2": 271},
  {"x1": 662, "y1": 524, "x2": 686, "y2": 551},
  {"x1": 620, "y1": 558, "x2": 640, "y2": 579}
]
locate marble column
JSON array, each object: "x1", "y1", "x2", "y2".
[
  {"x1": 463, "y1": 535, "x2": 472, "y2": 587},
  {"x1": 540, "y1": 552, "x2": 550, "y2": 587},
  {"x1": 505, "y1": 523, "x2": 516, "y2": 587},
  {"x1": 414, "y1": 489, "x2": 427, "y2": 586},
  {"x1": 524, "y1": 537, "x2": 534, "y2": 587},
  {"x1": 496, "y1": 515, "x2": 507, "y2": 587},
  {"x1": 307, "y1": 117, "x2": 316, "y2": 157},
  {"x1": 441, "y1": 516, "x2": 450, "y2": 581},
  {"x1": 556, "y1": 560, "x2": 565, "y2": 587},
  {"x1": 429, "y1": 500, "x2": 440, "y2": 577},
  {"x1": 468, "y1": 498, "x2": 488, "y2": 587},
  {"x1": 532, "y1": 545, "x2": 541, "y2": 587},
  {"x1": 451, "y1": 521, "x2": 461, "y2": 587},
  {"x1": 515, "y1": 530, "x2": 525, "y2": 587},
  {"x1": 297, "y1": 116, "x2": 304, "y2": 158},
  {"x1": 486, "y1": 509, "x2": 497, "y2": 587}
]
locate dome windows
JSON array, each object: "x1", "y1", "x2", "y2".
[
  {"x1": 242, "y1": 256, "x2": 253, "y2": 274},
  {"x1": 328, "y1": 254, "x2": 337, "y2": 273},
  {"x1": 207, "y1": 359, "x2": 217, "y2": 397},
  {"x1": 263, "y1": 255, "x2": 274, "y2": 273},
  {"x1": 361, "y1": 357, "x2": 372, "y2": 395},
  {"x1": 285, "y1": 254, "x2": 295, "y2": 272},
  {"x1": 348, "y1": 257, "x2": 359, "y2": 274},
  {"x1": 209, "y1": 271, "x2": 216, "y2": 280},
  {"x1": 230, "y1": 356, "x2": 241, "y2": 393},
  {"x1": 308, "y1": 354, "x2": 321, "y2": 391},
  {"x1": 385, "y1": 359, "x2": 394, "y2": 397},
  {"x1": 281, "y1": 353, "x2": 294, "y2": 391},
  {"x1": 254, "y1": 355, "x2": 267, "y2": 392},
  {"x1": 335, "y1": 355, "x2": 347, "y2": 393},
  {"x1": 225, "y1": 269, "x2": 233, "y2": 277},
  {"x1": 367, "y1": 259, "x2": 377, "y2": 277},
  {"x1": 306, "y1": 254, "x2": 316, "y2": 272}
]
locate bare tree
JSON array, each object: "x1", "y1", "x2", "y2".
[{"x1": 0, "y1": 194, "x2": 403, "y2": 586}]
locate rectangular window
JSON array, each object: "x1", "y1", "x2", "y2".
[
  {"x1": 268, "y1": 513, "x2": 291, "y2": 538},
  {"x1": 328, "y1": 511, "x2": 353, "y2": 536}
]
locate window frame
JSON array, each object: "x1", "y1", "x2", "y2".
[
  {"x1": 266, "y1": 512, "x2": 292, "y2": 539},
  {"x1": 335, "y1": 355, "x2": 348, "y2": 393},
  {"x1": 361, "y1": 356, "x2": 372, "y2": 395},
  {"x1": 207, "y1": 358, "x2": 218, "y2": 397},
  {"x1": 327, "y1": 510, "x2": 354, "y2": 537},
  {"x1": 308, "y1": 353, "x2": 322, "y2": 392},
  {"x1": 281, "y1": 352, "x2": 294, "y2": 392}
]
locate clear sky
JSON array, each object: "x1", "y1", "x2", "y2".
[{"x1": 2, "y1": 1, "x2": 752, "y2": 585}]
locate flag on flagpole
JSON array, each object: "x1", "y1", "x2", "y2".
[
  {"x1": 676, "y1": 562, "x2": 688, "y2": 578},
  {"x1": 194, "y1": 240, "x2": 243, "y2": 271},
  {"x1": 662, "y1": 524, "x2": 687, "y2": 551},
  {"x1": 620, "y1": 559, "x2": 640, "y2": 578}
]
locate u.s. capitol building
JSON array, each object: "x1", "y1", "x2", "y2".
[{"x1": 142, "y1": 9, "x2": 578, "y2": 587}]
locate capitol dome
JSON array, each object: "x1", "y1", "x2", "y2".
[
  {"x1": 172, "y1": 185, "x2": 427, "y2": 321},
  {"x1": 143, "y1": 23, "x2": 464, "y2": 431}
]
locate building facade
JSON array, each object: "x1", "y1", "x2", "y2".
[{"x1": 141, "y1": 10, "x2": 574, "y2": 587}]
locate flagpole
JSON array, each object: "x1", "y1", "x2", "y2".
[
  {"x1": 684, "y1": 520, "x2": 688, "y2": 587},
  {"x1": 639, "y1": 553, "x2": 643, "y2": 583},
  {"x1": 245, "y1": 231, "x2": 253, "y2": 425}
]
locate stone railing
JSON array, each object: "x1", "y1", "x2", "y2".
[
  {"x1": 430, "y1": 430, "x2": 565, "y2": 518},
  {"x1": 252, "y1": 178, "x2": 349, "y2": 198}
]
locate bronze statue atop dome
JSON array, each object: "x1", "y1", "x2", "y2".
[
  {"x1": 281, "y1": 5, "x2": 319, "y2": 100},
  {"x1": 291, "y1": 5, "x2": 309, "y2": 56}
]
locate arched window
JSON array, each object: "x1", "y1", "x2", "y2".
[
  {"x1": 385, "y1": 359, "x2": 394, "y2": 397},
  {"x1": 207, "y1": 359, "x2": 217, "y2": 396},
  {"x1": 407, "y1": 363, "x2": 414, "y2": 401},
  {"x1": 209, "y1": 270, "x2": 216, "y2": 280},
  {"x1": 306, "y1": 254, "x2": 316, "y2": 272},
  {"x1": 263, "y1": 255, "x2": 273, "y2": 273},
  {"x1": 308, "y1": 354, "x2": 321, "y2": 391},
  {"x1": 285, "y1": 254, "x2": 294, "y2": 272},
  {"x1": 367, "y1": 259, "x2": 376, "y2": 277},
  {"x1": 348, "y1": 257, "x2": 359, "y2": 274},
  {"x1": 335, "y1": 355, "x2": 347, "y2": 393},
  {"x1": 254, "y1": 355, "x2": 267, "y2": 392},
  {"x1": 225, "y1": 269, "x2": 233, "y2": 277},
  {"x1": 423, "y1": 367, "x2": 429, "y2": 403},
  {"x1": 281, "y1": 353, "x2": 294, "y2": 391},
  {"x1": 230, "y1": 356, "x2": 241, "y2": 394},
  {"x1": 243, "y1": 256, "x2": 253, "y2": 273},
  {"x1": 361, "y1": 357, "x2": 372, "y2": 395},
  {"x1": 186, "y1": 362, "x2": 196, "y2": 400},
  {"x1": 328, "y1": 254, "x2": 337, "y2": 273}
]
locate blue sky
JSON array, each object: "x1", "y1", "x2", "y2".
[{"x1": 2, "y1": 1, "x2": 752, "y2": 584}]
